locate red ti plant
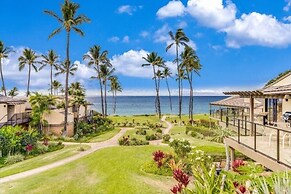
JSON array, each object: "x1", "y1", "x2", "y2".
[
  {"x1": 170, "y1": 168, "x2": 190, "y2": 194},
  {"x1": 153, "y1": 150, "x2": 166, "y2": 168},
  {"x1": 26, "y1": 144, "x2": 33, "y2": 152},
  {"x1": 232, "y1": 159, "x2": 244, "y2": 172}
]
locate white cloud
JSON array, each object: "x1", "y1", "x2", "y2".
[
  {"x1": 108, "y1": 36, "x2": 120, "y2": 43},
  {"x1": 122, "y1": 36, "x2": 130, "y2": 43},
  {"x1": 140, "y1": 31, "x2": 150, "y2": 38},
  {"x1": 283, "y1": 16, "x2": 291, "y2": 22},
  {"x1": 284, "y1": 0, "x2": 291, "y2": 12},
  {"x1": 224, "y1": 12, "x2": 291, "y2": 48},
  {"x1": 156, "y1": 0, "x2": 185, "y2": 19},
  {"x1": 117, "y1": 5, "x2": 142, "y2": 15},
  {"x1": 177, "y1": 21, "x2": 188, "y2": 28},
  {"x1": 186, "y1": 0, "x2": 236, "y2": 29},
  {"x1": 111, "y1": 50, "x2": 177, "y2": 79}
]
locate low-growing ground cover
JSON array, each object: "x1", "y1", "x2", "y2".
[
  {"x1": 109, "y1": 115, "x2": 166, "y2": 128},
  {"x1": 0, "y1": 144, "x2": 90, "y2": 178},
  {"x1": 0, "y1": 146, "x2": 175, "y2": 194}
]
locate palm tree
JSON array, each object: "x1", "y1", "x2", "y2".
[
  {"x1": 99, "y1": 65, "x2": 115, "y2": 117},
  {"x1": 163, "y1": 67, "x2": 173, "y2": 112},
  {"x1": 0, "y1": 41, "x2": 13, "y2": 96},
  {"x1": 40, "y1": 50, "x2": 59, "y2": 95},
  {"x1": 142, "y1": 52, "x2": 164, "y2": 119},
  {"x1": 109, "y1": 76, "x2": 122, "y2": 115},
  {"x1": 29, "y1": 93, "x2": 56, "y2": 134},
  {"x1": 69, "y1": 81, "x2": 84, "y2": 95},
  {"x1": 83, "y1": 45, "x2": 109, "y2": 117},
  {"x1": 45, "y1": 0, "x2": 90, "y2": 134},
  {"x1": 8, "y1": 87, "x2": 18, "y2": 97},
  {"x1": 181, "y1": 46, "x2": 201, "y2": 122},
  {"x1": 166, "y1": 29, "x2": 189, "y2": 122},
  {"x1": 52, "y1": 80, "x2": 62, "y2": 95},
  {"x1": 18, "y1": 48, "x2": 39, "y2": 97}
]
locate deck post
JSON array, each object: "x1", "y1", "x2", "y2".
[
  {"x1": 249, "y1": 96, "x2": 254, "y2": 135},
  {"x1": 219, "y1": 106, "x2": 222, "y2": 121},
  {"x1": 254, "y1": 123, "x2": 257, "y2": 151},
  {"x1": 230, "y1": 147, "x2": 235, "y2": 169},
  {"x1": 277, "y1": 128, "x2": 280, "y2": 162}
]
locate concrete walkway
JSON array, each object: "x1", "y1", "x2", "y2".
[{"x1": 0, "y1": 116, "x2": 173, "y2": 183}]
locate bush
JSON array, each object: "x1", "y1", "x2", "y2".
[
  {"x1": 145, "y1": 133, "x2": 162, "y2": 141},
  {"x1": 142, "y1": 161, "x2": 172, "y2": 176},
  {"x1": 162, "y1": 134, "x2": 171, "y2": 142},
  {"x1": 186, "y1": 126, "x2": 216, "y2": 137},
  {"x1": 169, "y1": 139, "x2": 192, "y2": 158},
  {"x1": 156, "y1": 128, "x2": 163, "y2": 133},
  {"x1": 136, "y1": 128, "x2": 147, "y2": 135},
  {"x1": 119, "y1": 136, "x2": 149, "y2": 146},
  {"x1": 47, "y1": 142, "x2": 64, "y2": 152},
  {"x1": 4, "y1": 154, "x2": 25, "y2": 165},
  {"x1": 199, "y1": 119, "x2": 217, "y2": 128}
]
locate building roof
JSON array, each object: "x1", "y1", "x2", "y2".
[
  {"x1": 210, "y1": 96, "x2": 263, "y2": 108},
  {"x1": 262, "y1": 84, "x2": 291, "y2": 95},
  {"x1": 264, "y1": 70, "x2": 291, "y2": 88},
  {"x1": 0, "y1": 96, "x2": 27, "y2": 105}
]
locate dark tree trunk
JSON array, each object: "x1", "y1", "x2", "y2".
[
  {"x1": 176, "y1": 45, "x2": 182, "y2": 123},
  {"x1": 50, "y1": 65, "x2": 53, "y2": 95},
  {"x1": 0, "y1": 61, "x2": 6, "y2": 96},
  {"x1": 165, "y1": 77, "x2": 172, "y2": 111},
  {"x1": 152, "y1": 66, "x2": 161, "y2": 119},
  {"x1": 64, "y1": 30, "x2": 70, "y2": 134},
  {"x1": 27, "y1": 64, "x2": 31, "y2": 97},
  {"x1": 113, "y1": 91, "x2": 117, "y2": 114},
  {"x1": 104, "y1": 80, "x2": 107, "y2": 117}
]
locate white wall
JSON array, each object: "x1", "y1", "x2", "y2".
[
  {"x1": 272, "y1": 74, "x2": 291, "y2": 87},
  {"x1": 0, "y1": 103, "x2": 8, "y2": 122}
]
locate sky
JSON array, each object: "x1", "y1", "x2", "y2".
[{"x1": 1, "y1": 0, "x2": 291, "y2": 96}]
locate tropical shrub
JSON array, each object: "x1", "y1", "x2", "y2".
[
  {"x1": 136, "y1": 128, "x2": 146, "y2": 135},
  {"x1": 169, "y1": 139, "x2": 192, "y2": 158},
  {"x1": 118, "y1": 136, "x2": 149, "y2": 146},
  {"x1": 142, "y1": 161, "x2": 172, "y2": 176},
  {"x1": 145, "y1": 133, "x2": 162, "y2": 141},
  {"x1": 199, "y1": 119, "x2": 217, "y2": 128},
  {"x1": 4, "y1": 154, "x2": 25, "y2": 165},
  {"x1": 162, "y1": 134, "x2": 171, "y2": 142}
]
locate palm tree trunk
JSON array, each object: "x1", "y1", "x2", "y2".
[
  {"x1": 104, "y1": 80, "x2": 107, "y2": 117},
  {"x1": 113, "y1": 91, "x2": 117, "y2": 114},
  {"x1": 187, "y1": 71, "x2": 194, "y2": 122},
  {"x1": 152, "y1": 66, "x2": 161, "y2": 119},
  {"x1": 176, "y1": 44, "x2": 182, "y2": 124},
  {"x1": 165, "y1": 77, "x2": 172, "y2": 111},
  {"x1": 27, "y1": 64, "x2": 31, "y2": 97},
  {"x1": 0, "y1": 60, "x2": 6, "y2": 96},
  {"x1": 157, "y1": 77, "x2": 161, "y2": 119},
  {"x1": 97, "y1": 65, "x2": 104, "y2": 117},
  {"x1": 50, "y1": 65, "x2": 53, "y2": 95},
  {"x1": 64, "y1": 30, "x2": 70, "y2": 134}
]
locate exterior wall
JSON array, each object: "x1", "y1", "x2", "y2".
[
  {"x1": 14, "y1": 104, "x2": 26, "y2": 114},
  {"x1": 282, "y1": 98, "x2": 291, "y2": 114},
  {"x1": 0, "y1": 103, "x2": 8, "y2": 122},
  {"x1": 78, "y1": 105, "x2": 86, "y2": 118},
  {"x1": 7, "y1": 105, "x2": 15, "y2": 119},
  {"x1": 44, "y1": 123, "x2": 74, "y2": 137},
  {"x1": 272, "y1": 74, "x2": 291, "y2": 87},
  {"x1": 44, "y1": 110, "x2": 74, "y2": 125}
]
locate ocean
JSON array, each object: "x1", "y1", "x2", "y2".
[{"x1": 86, "y1": 96, "x2": 227, "y2": 116}]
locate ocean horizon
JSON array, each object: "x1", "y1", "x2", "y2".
[{"x1": 87, "y1": 96, "x2": 227, "y2": 116}]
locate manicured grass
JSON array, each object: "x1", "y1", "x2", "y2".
[
  {"x1": 0, "y1": 146, "x2": 175, "y2": 194},
  {"x1": 88, "y1": 128, "x2": 121, "y2": 143},
  {"x1": 109, "y1": 115, "x2": 163, "y2": 125},
  {"x1": 0, "y1": 145, "x2": 90, "y2": 178}
]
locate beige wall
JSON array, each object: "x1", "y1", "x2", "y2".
[
  {"x1": 282, "y1": 98, "x2": 291, "y2": 114},
  {"x1": 272, "y1": 74, "x2": 291, "y2": 87},
  {"x1": 44, "y1": 123, "x2": 74, "y2": 137},
  {"x1": 0, "y1": 103, "x2": 8, "y2": 122},
  {"x1": 44, "y1": 109, "x2": 74, "y2": 125},
  {"x1": 79, "y1": 105, "x2": 86, "y2": 118}
]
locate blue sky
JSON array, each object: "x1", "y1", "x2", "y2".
[{"x1": 1, "y1": 0, "x2": 291, "y2": 96}]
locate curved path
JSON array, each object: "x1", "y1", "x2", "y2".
[{"x1": 0, "y1": 116, "x2": 173, "y2": 183}]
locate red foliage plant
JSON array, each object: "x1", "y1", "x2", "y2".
[
  {"x1": 152, "y1": 150, "x2": 166, "y2": 168},
  {"x1": 173, "y1": 168, "x2": 190, "y2": 187},
  {"x1": 232, "y1": 159, "x2": 245, "y2": 172},
  {"x1": 170, "y1": 183, "x2": 183, "y2": 194},
  {"x1": 26, "y1": 144, "x2": 33, "y2": 152}
]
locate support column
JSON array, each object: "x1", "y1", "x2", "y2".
[
  {"x1": 250, "y1": 96, "x2": 254, "y2": 135},
  {"x1": 230, "y1": 147, "x2": 235, "y2": 170},
  {"x1": 219, "y1": 106, "x2": 222, "y2": 121}
]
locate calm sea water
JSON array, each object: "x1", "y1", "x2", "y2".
[{"x1": 86, "y1": 96, "x2": 227, "y2": 116}]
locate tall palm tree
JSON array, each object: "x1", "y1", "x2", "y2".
[
  {"x1": 83, "y1": 45, "x2": 109, "y2": 117},
  {"x1": 163, "y1": 67, "x2": 173, "y2": 112},
  {"x1": 52, "y1": 80, "x2": 62, "y2": 95},
  {"x1": 109, "y1": 76, "x2": 122, "y2": 115},
  {"x1": 181, "y1": 46, "x2": 201, "y2": 122},
  {"x1": 8, "y1": 87, "x2": 18, "y2": 97},
  {"x1": 18, "y1": 48, "x2": 39, "y2": 97},
  {"x1": 40, "y1": 50, "x2": 59, "y2": 95},
  {"x1": 142, "y1": 52, "x2": 164, "y2": 119},
  {"x1": 166, "y1": 29, "x2": 189, "y2": 122},
  {"x1": 0, "y1": 41, "x2": 13, "y2": 96},
  {"x1": 99, "y1": 65, "x2": 115, "y2": 117},
  {"x1": 45, "y1": 0, "x2": 90, "y2": 134}
]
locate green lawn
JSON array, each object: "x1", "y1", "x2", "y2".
[
  {"x1": 88, "y1": 128, "x2": 121, "y2": 143},
  {"x1": 0, "y1": 145, "x2": 90, "y2": 178},
  {"x1": 165, "y1": 114, "x2": 213, "y2": 123},
  {"x1": 0, "y1": 146, "x2": 174, "y2": 194},
  {"x1": 109, "y1": 115, "x2": 163, "y2": 125}
]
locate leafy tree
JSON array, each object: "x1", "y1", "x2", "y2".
[
  {"x1": 18, "y1": 48, "x2": 39, "y2": 97},
  {"x1": 142, "y1": 52, "x2": 165, "y2": 119},
  {"x1": 29, "y1": 93, "x2": 56, "y2": 134},
  {"x1": 109, "y1": 76, "x2": 122, "y2": 114},
  {"x1": 166, "y1": 29, "x2": 189, "y2": 123},
  {"x1": 83, "y1": 45, "x2": 109, "y2": 117},
  {"x1": 8, "y1": 87, "x2": 19, "y2": 97},
  {"x1": 0, "y1": 41, "x2": 13, "y2": 96},
  {"x1": 40, "y1": 50, "x2": 59, "y2": 95},
  {"x1": 52, "y1": 80, "x2": 62, "y2": 95},
  {"x1": 181, "y1": 46, "x2": 201, "y2": 122},
  {"x1": 45, "y1": 0, "x2": 90, "y2": 134}
]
